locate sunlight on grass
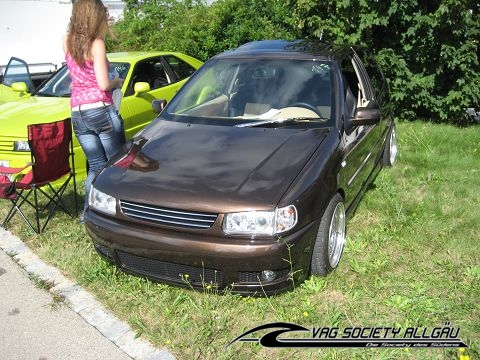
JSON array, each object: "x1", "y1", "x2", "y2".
[{"x1": 1, "y1": 121, "x2": 479, "y2": 360}]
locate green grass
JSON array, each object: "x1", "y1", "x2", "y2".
[{"x1": 1, "y1": 121, "x2": 479, "y2": 360}]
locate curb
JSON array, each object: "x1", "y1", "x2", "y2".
[{"x1": 0, "y1": 227, "x2": 176, "y2": 360}]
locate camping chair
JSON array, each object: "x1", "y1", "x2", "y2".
[{"x1": 0, "y1": 118, "x2": 78, "y2": 234}]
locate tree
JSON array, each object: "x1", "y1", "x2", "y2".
[
  {"x1": 113, "y1": 0, "x2": 480, "y2": 124},
  {"x1": 286, "y1": 0, "x2": 480, "y2": 123},
  {"x1": 113, "y1": 0, "x2": 293, "y2": 61}
]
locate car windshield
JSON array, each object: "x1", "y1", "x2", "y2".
[
  {"x1": 35, "y1": 62, "x2": 130, "y2": 97},
  {"x1": 164, "y1": 58, "x2": 334, "y2": 126}
]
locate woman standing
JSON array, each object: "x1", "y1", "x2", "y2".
[{"x1": 63, "y1": 0, "x2": 125, "y2": 222}]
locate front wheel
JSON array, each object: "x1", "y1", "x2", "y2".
[
  {"x1": 311, "y1": 193, "x2": 346, "y2": 276},
  {"x1": 382, "y1": 124, "x2": 398, "y2": 167}
]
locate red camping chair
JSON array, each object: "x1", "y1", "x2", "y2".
[{"x1": 0, "y1": 118, "x2": 78, "y2": 234}]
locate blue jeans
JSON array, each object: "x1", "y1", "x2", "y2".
[{"x1": 71, "y1": 105, "x2": 126, "y2": 211}]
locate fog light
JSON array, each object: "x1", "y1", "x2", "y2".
[{"x1": 261, "y1": 270, "x2": 277, "y2": 282}]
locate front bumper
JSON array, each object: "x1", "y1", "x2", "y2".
[{"x1": 85, "y1": 208, "x2": 318, "y2": 296}]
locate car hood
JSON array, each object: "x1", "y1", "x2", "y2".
[
  {"x1": 0, "y1": 96, "x2": 70, "y2": 137},
  {"x1": 0, "y1": 84, "x2": 24, "y2": 105},
  {"x1": 96, "y1": 120, "x2": 331, "y2": 211}
]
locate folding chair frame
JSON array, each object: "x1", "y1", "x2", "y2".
[{"x1": 1, "y1": 119, "x2": 78, "y2": 234}]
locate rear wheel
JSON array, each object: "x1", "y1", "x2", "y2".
[
  {"x1": 311, "y1": 193, "x2": 346, "y2": 276},
  {"x1": 382, "y1": 124, "x2": 398, "y2": 167}
]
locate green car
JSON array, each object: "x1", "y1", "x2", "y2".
[{"x1": 0, "y1": 51, "x2": 203, "y2": 178}]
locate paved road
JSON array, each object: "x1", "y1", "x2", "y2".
[{"x1": 0, "y1": 227, "x2": 175, "y2": 360}]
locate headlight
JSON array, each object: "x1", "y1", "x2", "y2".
[
  {"x1": 223, "y1": 205, "x2": 297, "y2": 235},
  {"x1": 14, "y1": 141, "x2": 30, "y2": 151},
  {"x1": 89, "y1": 187, "x2": 117, "y2": 215}
]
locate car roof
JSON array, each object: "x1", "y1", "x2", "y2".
[
  {"x1": 106, "y1": 51, "x2": 183, "y2": 62},
  {"x1": 213, "y1": 40, "x2": 354, "y2": 61}
]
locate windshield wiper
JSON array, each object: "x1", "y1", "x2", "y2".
[{"x1": 235, "y1": 117, "x2": 326, "y2": 128}]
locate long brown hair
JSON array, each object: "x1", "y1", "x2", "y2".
[{"x1": 66, "y1": 0, "x2": 110, "y2": 66}]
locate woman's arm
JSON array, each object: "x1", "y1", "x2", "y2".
[
  {"x1": 91, "y1": 38, "x2": 123, "y2": 91},
  {"x1": 62, "y1": 35, "x2": 68, "y2": 55}
]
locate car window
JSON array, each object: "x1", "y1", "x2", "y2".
[
  {"x1": 164, "y1": 55, "x2": 197, "y2": 81},
  {"x1": 166, "y1": 58, "x2": 334, "y2": 124},
  {"x1": 125, "y1": 58, "x2": 161, "y2": 96},
  {"x1": 36, "y1": 66, "x2": 71, "y2": 97},
  {"x1": 36, "y1": 62, "x2": 129, "y2": 97},
  {"x1": 110, "y1": 63, "x2": 129, "y2": 81},
  {"x1": 341, "y1": 56, "x2": 375, "y2": 118},
  {"x1": 358, "y1": 51, "x2": 387, "y2": 105}
]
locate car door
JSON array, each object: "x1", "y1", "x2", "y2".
[
  {"x1": 121, "y1": 55, "x2": 197, "y2": 139},
  {"x1": 340, "y1": 51, "x2": 385, "y2": 208},
  {"x1": 0, "y1": 57, "x2": 33, "y2": 104}
]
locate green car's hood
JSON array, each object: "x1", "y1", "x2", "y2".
[{"x1": 0, "y1": 96, "x2": 70, "y2": 137}]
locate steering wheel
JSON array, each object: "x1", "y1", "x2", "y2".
[{"x1": 288, "y1": 102, "x2": 322, "y2": 117}]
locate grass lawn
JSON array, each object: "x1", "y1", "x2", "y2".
[{"x1": 1, "y1": 121, "x2": 479, "y2": 360}]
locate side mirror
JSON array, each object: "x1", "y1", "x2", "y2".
[
  {"x1": 152, "y1": 99, "x2": 167, "y2": 113},
  {"x1": 351, "y1": 107, "x2": 381, "y2": 126},
  {"x1": 11, "y1": 82, "x2": 28, "y2": 93},
  {"x1": 134, "y1": 82, "x2": 150, "y2": 95}
]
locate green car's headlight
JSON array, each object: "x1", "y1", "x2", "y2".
[
  {"x1": 89, "y1": 187, "x2": 117, "y2": 215},
  {"x1": 223, "y1": 205, "x2": 297, "y2": 235},
  {"x1": 14, "y1": 141, "x2": 30, "y2": 151}
]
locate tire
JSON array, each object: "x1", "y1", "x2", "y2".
[
  {"x1": 311, "y1": 193, "x2": 346, "y2": 276},
  {"x1": 382, "y1": 124, "x2": 398, "y2": 167}
]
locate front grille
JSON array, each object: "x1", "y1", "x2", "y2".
[
  {"x1": 120, "y1": 200, "x2": 218, "y2": 229},
  {"x1": 116, "y1": 250, "x2": 222, "y2": 285},
  {"x1": 0, "y1": 138, "x2": 14, "y2": 152}
]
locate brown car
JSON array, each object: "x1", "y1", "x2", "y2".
[{"x1": 85, "y1": 40, "x2": 397, "y2": 296}]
